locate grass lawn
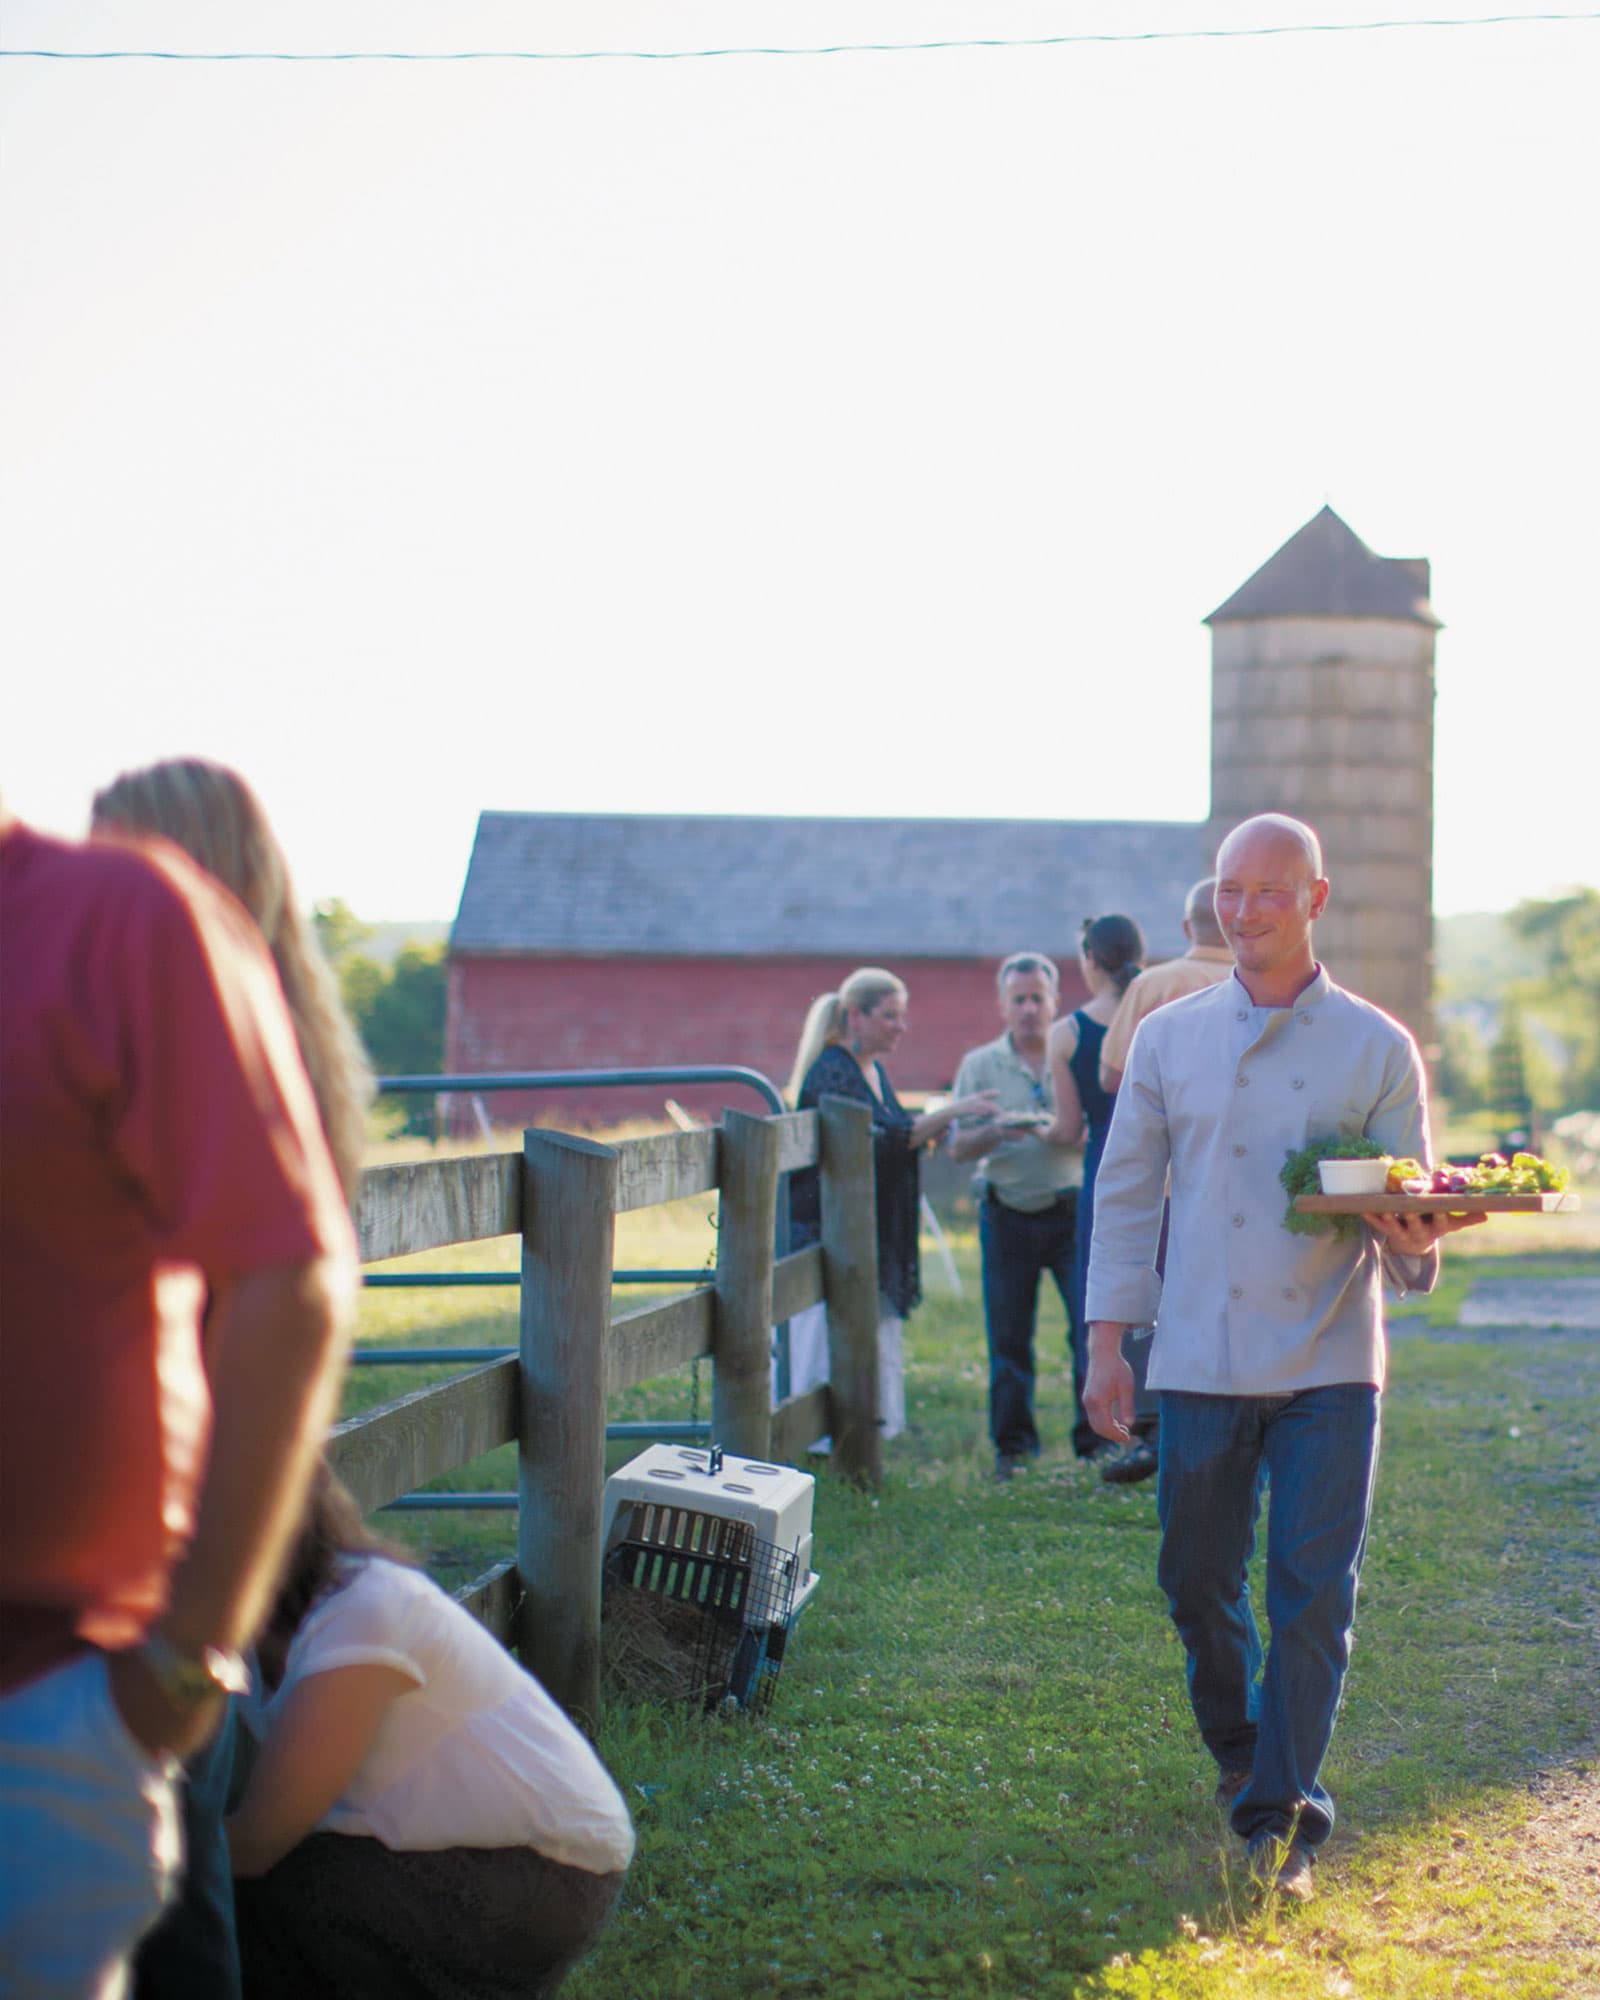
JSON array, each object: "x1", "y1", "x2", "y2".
[{"x1": 350, "y1": 1167, "x2": 1599, "y2": 1998}]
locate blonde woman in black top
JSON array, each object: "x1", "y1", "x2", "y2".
[{"x1": 783, "y1": 968, "x2": 996, "y2": 1440}]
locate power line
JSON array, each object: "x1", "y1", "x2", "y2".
[{"x1": 3, "y1": 11, "x2": 1598, "y2": 64}]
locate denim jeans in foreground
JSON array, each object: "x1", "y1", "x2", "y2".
[
  {"x1": 133, "y1": 1701, "x2": 242, "y2": 1999},
  {"x1": 0, "y1": 1649, "x2": 182, "y2": 1998},
  {"x1": 1155, "y1": 1384, "x2": 1381, "y2": 1850},
  {"x1": 978, "y1": 1192, "x2": 1083, "y2": 1459}
]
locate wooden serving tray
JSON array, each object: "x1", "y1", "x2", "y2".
[{"x1": 1295, "y1": 1192, "x2": 1580, "y2": 1216}]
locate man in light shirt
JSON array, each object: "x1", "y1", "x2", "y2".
[
  {"x1": 1098, "y1": 877, "x2": 1234, "y2": 1096},
  {"x1": 1084, "y1": 814, "x2": 1482, "y2": 1901},
  {"x1": 948, "y1": 954, "x2": 1087, "y2": 1481}
]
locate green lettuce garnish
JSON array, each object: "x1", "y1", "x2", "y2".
[{"x1": 1280, "y1": 1133, "x2": 1388, "y2": 1238}]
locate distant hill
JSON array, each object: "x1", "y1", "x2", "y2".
[
  {"x1": 1435, "y1": 911, "x2": 1518, "y2": 1004},
  {"x1": 363, "y1": 915, "x2": 1514, "y2": 989},
  {"x1": 362, "y1": 921, "x2": 450, "y2": 967},
  {"x1": 347, "y1": 913, "x2": 1522, "y2": 994}
]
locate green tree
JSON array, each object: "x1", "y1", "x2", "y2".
[
  {"x1": 313, "y1": 897, "x2": 388, "y2": 1023},
  {"x1": 357, "y1": 942, "x2": 447, "y2": 1136},
  {"x1": 312, "y1": 904, "x2": 448, "y2": 1134},
  {"x1": 1507, "y1": 887, "x2": 1600, "y2": 1110},
  {"x1": 312, "y1": 897, "x2": 373, "y2": 964},
  {"x1": 359, "y1": 943, "x2": 447, "y2": 1078},
  {"x1": 338, "y1": 953, "x2": 388, "y2": 1026},
  {"x1": 1488, "y1": 1007, "x2": 1535, "y2": 1132},
  {"x1": 1435, "y1": 1015, "x2": 1488, "y2": 1111}
]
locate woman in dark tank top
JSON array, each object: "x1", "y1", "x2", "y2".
[{"x1": 1042, "y1": 915, "x2": 1145, "y2": 1471}]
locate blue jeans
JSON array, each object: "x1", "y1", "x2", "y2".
[
  {"x1": 978, "y1": 1191, "x2": 1089, "y2": 1458},
  {"x1": 1156, "y1": 1385, "x2": 1381, "y2": 1849},
  {"x1": 134, "y1": 1703, "x2": 242, "y2": 1999},
  {"x1": 0, "y1": 1649, "x2": 182, "y2": 1997}
]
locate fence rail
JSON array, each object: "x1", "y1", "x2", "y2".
[
  {"x1": 357, "y1": 1154, "x2": 522, "y2": 1263},
  {"x1": 357, "y1": 1073, "x2": 800, "y2": 1383},
  {"x1": 343, "y1": 1098, "x2": 880, "y2": 1721},
  {"x1": 329, "y1": 1356, "x2": 518, "y2": 1516}
]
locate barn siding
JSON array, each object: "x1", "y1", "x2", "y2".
[{"x1": 445, "y1": 953, "x2": 1093, "y2": 1128}]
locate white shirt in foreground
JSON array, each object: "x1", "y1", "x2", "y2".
[{"x1": 266, "y1": 1556, "x2": 635, "y2": 1874}]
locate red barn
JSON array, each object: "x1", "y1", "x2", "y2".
[
  {"x1": 444, "y1": 507, "x2": 1445, "y2": 1131},
  {"x1": 446, "y1": 813, "x2": 1202, "y2": 1128}
]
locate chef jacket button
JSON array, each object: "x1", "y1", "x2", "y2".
[
  {"x1": 1236, "y1": 1009, "x2": 1248, "y2": 1022},
  {"x1": 1282, "y1": 1288, "x2": 1298, "y2": 1301},
  {"x1": 1229, "y1": 1286, "x2": 1244, "y2": 1300},
  {"x1": 1300, "y1": 1012, "x2": 1314, "y2": 1025},
  {"x1": 1236, "y1": 1074, "x2": 1249, "y2": 1088},
  {"x1": 1231, "y1": 1213, "x2": 1245, "y2": 1228},
  {"x1": 1232, "y1": 1144, "x2": 1246, "y2": 1157},
  {"x1": 1291, "y1": 1077, "x2": 1305, "y2": 1090}
]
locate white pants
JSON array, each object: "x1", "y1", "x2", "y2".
[
  {"x1": 0, "y1": 1650, "x2": 182, "y2": 1999},
  {"x1": 774, "y1": 1301, "x2": 906, "y2": 1445}
]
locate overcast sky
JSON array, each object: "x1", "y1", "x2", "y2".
[{"x1": 4, "y1": 0, "x2": 1597, "y2": 919}]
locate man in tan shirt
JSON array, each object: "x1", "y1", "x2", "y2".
[
  {"x1": 1099, "y1": 878, "x2": 1234, "y2": 1095},
  {"x1": 948, "y1": 954, "x2": 1087, "y2": 1481},
  {"x1": 1087, "y1": 877, "x2": 1233, "y2": 1483}
]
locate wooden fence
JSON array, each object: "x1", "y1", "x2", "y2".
[{"x1": 330, "y1": 1098, "x2": 882, "y2": 1723}]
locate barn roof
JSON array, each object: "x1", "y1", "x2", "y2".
[
  {"x1": 452, "y1": 812, "x2": 1209, "y2": 961},
  {"x1": 1205, "y1": 505, "x2": 1440, "y2": 628}
]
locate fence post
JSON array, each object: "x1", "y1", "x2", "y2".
[
  {"x1": 713, "y1": 1109, "x2": 780, "y2": 1459},
  {"x1": 519, "y1": 1129, "x2": 617, "y2": 1727},
  {"x1": 818, "y1": 1095, "x2": 882, "y2": 1487}
]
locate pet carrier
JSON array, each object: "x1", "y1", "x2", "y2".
[{"x1": 600, "y1": 1444, "x2": 821, "y2": 1713}]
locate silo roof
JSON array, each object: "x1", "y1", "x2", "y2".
[{"x1": 1205, "y1": 505, "x2": 1441, "y2": 627}]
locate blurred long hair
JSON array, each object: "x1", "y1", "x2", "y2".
[
  {"x1": 784, "y1": 966, "x2": 907, "y2": 1106},
  {"x1": 257, "y1": 1459, "x2": 417, "y2": 1687},
  {"x1": 92, "y1": 757, "x2": 374, "y2": 1203}
]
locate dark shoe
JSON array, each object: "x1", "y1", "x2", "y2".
[
  {"x1": 1247, "y1": 1834, "x2": 1315, "y2": 1902},
  {"x1": 1101, "y1": 1438, "x2": 1158, "y2": 1485},
  {"x1": 1214, "y1": 1765, "x2": 1252, "y2": 1810},
  {"x1": 993, "y1": 1452, "x2": 1031, "y2": 1483}
]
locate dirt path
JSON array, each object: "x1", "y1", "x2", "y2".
[{"x1": 1521, "y1": 1763, "x2": 1600, "y2": 1942}]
